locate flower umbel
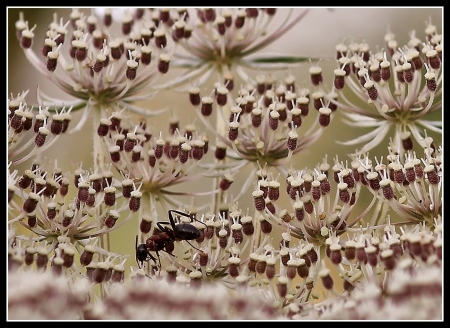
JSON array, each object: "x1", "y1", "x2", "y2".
[{"x1": 329, "y1": 19, "x2": 442, "y2": 156}]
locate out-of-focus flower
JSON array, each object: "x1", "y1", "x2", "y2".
[
  {"x1": 82, "y1": 274, "x2": 277, "y2": 320},
  {"x1": 328, "y1": 19, "x2": 442, "y2": 156},
  {"x1": 8, "y1": 269, "x2": 91, "y2": 320}
]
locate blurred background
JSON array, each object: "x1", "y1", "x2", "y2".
[{"x1": 7, "y1": 7, "x2": 443, "y2": 274}]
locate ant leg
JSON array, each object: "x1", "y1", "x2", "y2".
[
  {"x1": 185, "y1": 240, "x2": 203, "y2": 253},
  {"x1": 168, "y1": 209, "x2": 208, "y2": 229}
]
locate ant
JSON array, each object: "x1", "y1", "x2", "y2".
[{"x1": 135, "y1": 210, "x2": 207, "y2": 269}]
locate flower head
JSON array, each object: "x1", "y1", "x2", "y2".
[
  {"x1": 16, "y1": 9, "x2": 171, "y2": 118},
  {"x1": 149, "y1": 8, "x2": 313, "y2": 89},
  {"x1": 329, "y1": 18, "x2": 442, "y2": 156}
]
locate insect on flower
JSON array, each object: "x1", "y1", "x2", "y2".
[{"x1": 136, "y1": 210, "x2": 207, "y2": 268}]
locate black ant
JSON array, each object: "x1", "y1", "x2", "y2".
[{"x1": 135, "y1": 210, "x2": 206, "y2": 269}]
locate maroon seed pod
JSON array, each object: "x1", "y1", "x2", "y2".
[
  {"x1": 59, "y1": 178, "x2": 69, "y2": 196},
  {"x1": 93, "y1": 262, "x2": 108, "y2": 283},
  {"x1": 148, "y1": 149, "x2": 157, "y2": 167},
  {"x1": 158, "y1": 54, "x2": 170, "y2": 74},
  {"x1": 286, "y1": 261, "x2": 298, "y2": 279},
  {"x1": 276, "y1": 277, "x2": 288, "y2": 298},
  {"x1": 179, "y1": 143, "x2": 191, "y2": 163},
  {"x1": 228, "y1": 122, "x2": 239, "y2": 141},
  {"x1": 265, "y1": 259, "x2": 276, "y2": 279},
  {"x1": 329, "y1": 244, "x2": 342, "y2": 265},
  {"x1": 402, "y1": 63, "x2": 414, "y2": 83},
  {"x1": 111, "y1": 265, "x2": 125, "y2": 283},
  {"x1": 228, "y1": 257, "x2": 240, "y2": 277},
  {"x1": 311, "y1": 181, "x2": 321, "y2": 201},
  {"x1": 154, "y1": 139, "x2": 165, "y2": 159},
  {"x1": 404, "y1": 163, "x2": 416, "y2": 182},
  {"x1": 219, "y1": 174, "x2": 234, "y2": 191},
  {"x1": 355, "y1": 242, "x2": 367, "y2": 263},
  {"x1": 295, "y1": 204, "x2": 305, "y2": 222},
  {"x1": 20, "y1": 29, "x2": 34, "y2": 49},
  {"x1": 80, "y1": 245, "x2": 95, "y2": 266},
  {"x1": 215, "y1": 86, "x2": 228, "y2": 106},
  {"x1": 77, "y1": 181, "x2": 90, "y2": 203},
  {"x1": 318, "y1": 107, "x2": 332, "y2": 127},
  {"x1": 380, "y1": 61, "x2": 391, "y2": 81},
  {"x1": 425, "y1": 164, "x2": 440, "y2": 185},
  {"x1": 252, "y1": 190, "x2": 265, "y2": 211},
  {"x1": 97, "y1": 118, "x2": 111, "y2": 137},
  {"x1": 247, "y1": 107, "x2": 262, "y2": 129},
  {"x1": 139, "y1": 216, "x2": 152, "y2": 234},
  {"x1": 297, "y1": 260, "x2": 309, "y2": 278},
  {"x1": 188, "y1": 86, "x2": 201, "y2": 106},
  {"x1": 46, "y1": 203, "x2": 57, "y2": 220},
  {"x1": 35, "y1": 127, "x2": 49, "y2": 147},
  {"x1": 260, "y1": 218, "x2": 272, "y2": 234},
  {"x1": 219, "y1": 232, "x2": 228, "y2": 249},
  {"x1": 265, "y1": 200, "x2": 276, "y2": 215},
  {"x1": 27, "y1": 212, "x2": 37, "y2": 228},
  {"x1": 319, "y1": 269, "x2": 333, "y2": 290},
  {"x1": 23, "y1": 193, "x2": 40, "y2": 213},
  {"x1": 303, "y1": 197, "x2": 314, "y2": 214},
  {"x1": 306, "y1": 247, "x2": 318, "y2": 264},
  {"x1": 268, "y1": 110, "x2": 279, "y2": 130},
  {"x1": 309, "y1": 66, "x2": 323, "y2": 86},
  {"x1": 74, "y1": 44, "x2": 87, "y2": 62},
  {"x1": 297, "y1": 96, "x2": 310, "y2": 116},
  {"x1": 286, "y1": 130, "x2": 298, "y2": 151},
  {"x1": 109, "y1": 145, "x2": 121, "y2": 163},
  {"x1": 215, "y1": 143, "x2": 227, "y2": 160},
  {"x1": 234, "y1": 10, "x2": 246, "y2": 28},
  {"x1": 24, "y1": 247, "x2": 35, "y2": 266},
  {"x1": 129, "y1": 191, "x2": 142, "y2": 212},
  {"x1": 380, "y1": 179, "x2": 394, "y2": 200},
  {"x1": 369, "y1": 63, "x2": 381, "y2": 82},
  {"x1": 367, "y1": 172, "x2": 380, "y2": 190},
  {"x1": 86, "y1": 264, "x2": 96, "y2": 282},
  {"x1": 231, "y1": 225, "x2": 243, "y2": 244},
  {"x1": 343, "y1": 278, "x2": 355, "y2": 292},
  {"x1": 366, "y1": 246, "x2": 378, "y2": 267},
  {"x1": 35, "y1": 247, "x2": 49, "y2": 270},
  {"x1": 425, "y1": 71, "x2": 437, "y2": 92},
  {"x1": 52, "y1": 257, "x2": 64, "y2": 276},
  {"x1": 200, "y1": 96, "x2": 213, "y2": 116},
  {"x1": 280, "y1": 249, "x2": 290, "y2": 267},
  {"x1": 46, "y1": 52, "x2": 59, "y2": 72},
  {"x1": 124, "y1": 133, "x2": 137, "y2": 152},
  {"x1": 333, "y1": 68, "x2": 346, "y2": 89},
  {"x1": 18, "y1": 170, "x2": 34, "y2": 190},
  {"x1": 268, "y1": 181, "x2": 280, "y2": 201},
  {"x1": 103, "y1": 187, "x2": 116, "y2": 206},
  {"x1": 256, "y1": 256, "x2": 267, "y2": 274},
  {"x1": 199, "y1": 251, "x2": 209, "y2": 267},
  {"x1": 381, "y1": 249, "x2": 396, "y2": 270},
  {"x1": 62, "y1": 247, "x2": 75, "y2": 268},
  {"x1": 426, "y1": 49, "x2": 440, "y2": 69},
  {"x1": 105, "y1": 210, "x2": 119, "y2": 229},
  {"x1": 204, "y1": 223, "x2": 214, "y2": 239},
  {"x1": 241, "y1": 216, "x2": 254, "y2": 236},
  {"x1": 62, "y1": 209, "x2": 74, "y2": 227},
  {"x1": 345, "y1": 240, "x2": 356, "y2": 260},
  {"x1": 338, "y1": 183, "x2": 350, "y2": 203},
  {"x1": 191, "y1": 140, "x2": 205, "y2": 160}
]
